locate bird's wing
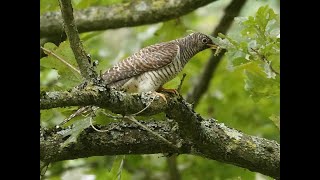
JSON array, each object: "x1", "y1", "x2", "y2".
[{"x1": 102, "y1": 42, "x2": 179, "y2": 84}]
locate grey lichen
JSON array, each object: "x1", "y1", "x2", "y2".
[
  {"x1": 46, "y1": 91, "x2": 60, "y2": 100},
  {"x1": 40, "y1": 0, "x2": 218, "y2": 39},
  {"x1": 219, "y1": 123, "x2": 242, "y2": 141},
  {"x1": 135, "y1": 1, "x2": 148, "y2": 11}
]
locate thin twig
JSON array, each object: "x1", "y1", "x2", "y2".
[
  {"x1": 57, "y1": 106, "x2": 92, "y2": 127},
  {"x1": 89, "y1": 99, "x2": 179, "y2": 151},
  {"x1": 40, "y1": 161, "x2": 49, "y2": 180},
  {"x1": 124, "y1": 116, "x2": 179, "y2": 151},
  {"x1": 102, "y1": 111, "x2": 123, "y2": 119},
  {"x1": 250, "y1": 48, "x2": 280, "y2": 75},
  {"x1": 177, "y1": 73, "x2": 187, "y2": 93},
  {"x1": 117, "y1": 156, "x2": 125, "y2": 180},
  {"x1": 41, "y1": 46, "x2": 81, "y2": 75},
  {"x1": 89, "y1": 116, "x2": 111, "y2": 133},
  {"x1": 269, "y1": 62, "x2": 280, "y2": 75},
  {"x1": 130, "y1": 95, "x2": 156, "y2": 116}
]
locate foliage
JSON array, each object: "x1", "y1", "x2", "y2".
[
  {"x1": 40, "y1": 0, "x2": 279, "y2": 179},
  {"x1": 210, "y1": 5, "x2": 280, "y2": 130},
  {"x1": 40, "y1": 41, "x2": 83, "y2": 90}
]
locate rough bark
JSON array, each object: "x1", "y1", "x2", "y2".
[
  {"x1": 40, "y1": 117, "x2": 279, "y2": 179},
  {"x1": 40, "y1": 87, "x2": 279, "y2": 179},
  {"x1": 58, "y1": 0, "x2": 96, "y2": 79},
  {"x1": 40, "y1": 0, "x2": 218, "y2": 39},
  {"x1": 40, "y1": 86, "x2": 167, "y2": 116}
]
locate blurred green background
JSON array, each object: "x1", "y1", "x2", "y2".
[{"x1": 40, "y1": 0, "x2": 280, "y2": 179}]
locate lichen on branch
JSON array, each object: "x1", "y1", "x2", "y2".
[
  {"x1": 41, "y1": 0, "x2": 218, "y2": 39},
  {"x1": 40, "y1": 85, "x2": 279, "y2": 179},
  {"x1": 58, "y1": 0, "x2": 97, "y2": 79}
]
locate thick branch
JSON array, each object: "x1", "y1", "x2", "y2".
[
  {"x1": 58, "y1": 0, "x2": 96, "y2": 79},
  {"x1": 40, "y1": 121, "x2": 184, "y2": 163},
  {"x1": 186, "y1": 0, "x2": 247, "y2": 105},
  {"x1": 41, "y1": 0, "x2": 217, "y2": 39},
  {"x1": 41, "y1": 119, "x2": 279, "y2": 179},
  {"x1": 40, "y1": 86, "x2": 168, "y2": 116},
  {"x1": 167, "y1": 99, "x2": 279, "y2": 179},
  {"x1": 40, "y1": 86, "x2": 279, "y2": 178}
]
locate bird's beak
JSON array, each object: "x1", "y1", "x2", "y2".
[{"x1": 207, "y1": 44, "x2": 219, "y2": 50}]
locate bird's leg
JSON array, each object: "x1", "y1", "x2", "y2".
[
  {"x1": 157, "y1": 86, "x2": 179, "y2": 96},
  {"x1": 152, "y1": 91, "x2": 168, "y2": 104}
]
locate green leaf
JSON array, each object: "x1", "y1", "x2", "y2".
[
  {"x1": 59, "y1": 117, "x2": 91, "y2": 148},
  {"x1": 83, "y1": 156, "x2": 119, "y2": 180},
  {"x1": 40, "y1": 68, "x2": 59, "y2": 88},
  {"x1": 244, "y1": 69, "x2": 279, "y2": 102},
  {"x1": 215, "y1": 5, "x2": 280, "y2": 105},
  {"x1": 40, "y1": 108, "x2": 78, "y2": 128},
  {"x1": 266, "y1": 19, "x2": 280, "y2": 38},
  {"x1": 104, "y1": 156, "x2": 117, "y2": 172},
  {"x1": 163, "y1": 76, "x2": 181, "y2": 89},
  {"x1": 262, "y1": 61, "x2": 276, "y2": 79},
  {"x1": 225, "y1": 50, "x2": 248, "y2": 69},
  {"x1": 93, "y1": 109, "x2": 117, "y2": 125},
  {"x1": 269, "y1": 54, "x2": 280, "y2": 73},
  {"x1": 255, "y1": 5, "x2": 270, "y2": 31},
  {"x1": 41, "y1": 41, "x2": 83, "y2": 89},
  {"x1": 211, "y1": 36, "x2": 234, "y2": 49},
  {"x1": 232, "y1": 57, "x2": 250, "y2": 67},
  {"x1": 104, "y1": 155, "x2": 125, "y2": 180},
  {"x1": 40, "y1": 0, "x2": 59, "y2": 15},
  {"x1": 269, "y1": 114, "x2": 280, "y2": 130}
]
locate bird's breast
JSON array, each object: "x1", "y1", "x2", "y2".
[{"x1": 122, "y1": 57, "x2": 184, "y2": 93}]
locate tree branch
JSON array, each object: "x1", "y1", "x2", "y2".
[
  {"x1": 167, "y1": 154, "x2": 180, "y2": 180},
  {"x1": 40, "y1": 87, "x2": 168, "y2": 116},
  {"x1": 58, "y1": 0, "x2": 96, "y2": 80},
  {"x1": 41, "y1": 0, "x2": 218, "y2": 39},
  {"x1": 41, "y1": 118, "x2": 279, "y2": 179},
  {"x1": 170, "y1": 1, "x2": 247, "y2": 175},
  {"x1": 186, "y1": 0, "x2": 247, "y2": 105},
  {"x1": 166, "y1": 98, "x2": 279, "y2": 179},
  {"x1": 40, "y1": 85, "x2": 279, "y2": 178}
]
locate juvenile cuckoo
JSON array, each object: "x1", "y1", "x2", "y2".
[
  {"x1": 60, "y1": 32, "x2": 217, "y2": 125},
  {"x1": 102, "y1": 32, "x2": 217, "y2": 95}
]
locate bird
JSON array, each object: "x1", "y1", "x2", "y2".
[
  {"x1": 102, "y1": 32, "x2": 218, "y2": 100},
  {"x1": 59, "y1": 32, "x2": 218, "y2": 126}
]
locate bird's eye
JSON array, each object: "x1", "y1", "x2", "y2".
[{"x1": 202, "y1": 38, "x2": 208, "y2": 43}]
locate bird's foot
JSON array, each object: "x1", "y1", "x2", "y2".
[
  {"x1": 153, "y1": 92, "x2": 167, "y2": 104},
  {"x1": 157, "y1": 87, "x2": 179, "y2": 96}
]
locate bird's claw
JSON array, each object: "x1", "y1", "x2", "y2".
[
  {"x1": 157, "y1": 87, "x2": 179, "y2": 96},
  {"x1": 155, "y1": 92, "x2": 167, "y2": 104}
]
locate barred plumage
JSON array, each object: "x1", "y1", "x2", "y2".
[{"x1": 102, "y1": 32, "x2": 215, "y2": 93}]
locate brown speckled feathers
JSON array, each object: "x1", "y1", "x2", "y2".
[
  {"x1": 102, "y1": 32, "x2": 214, "y2": 93},
  {"x1": 102, "y1": 42, "x2": 179, "y2": 86}
]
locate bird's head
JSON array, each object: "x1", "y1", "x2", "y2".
[{"x1": 185, "y1": 32, "x2": 218, "y2": 52}]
